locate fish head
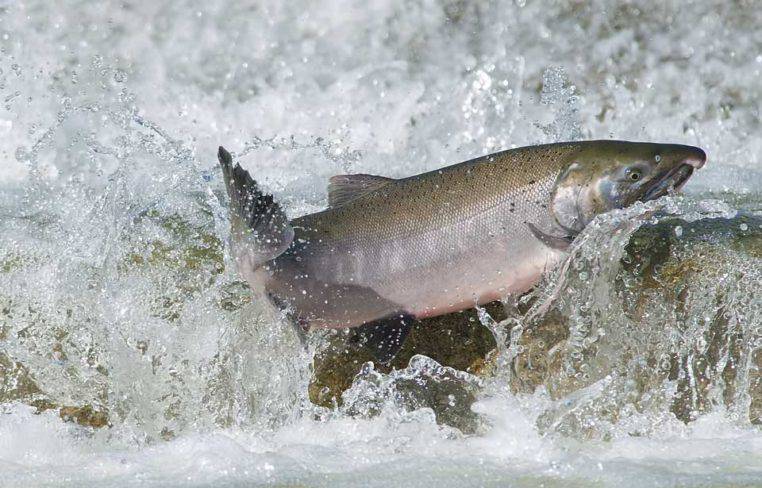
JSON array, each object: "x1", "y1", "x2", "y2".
[{"x1": 551, "y1": 141, "x2": 706, "y2": 233}]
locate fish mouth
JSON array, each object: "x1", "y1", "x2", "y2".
[
  {"x1": 640, "y1": 163, "x2": 696, "y2": 202},
  {"x1": 639, "y1": 147, "x2": 706, "y2": 202}
]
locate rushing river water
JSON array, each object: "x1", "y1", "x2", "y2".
[{"x1": 0, "y1": 1, "x2": 761, "y2": 486}]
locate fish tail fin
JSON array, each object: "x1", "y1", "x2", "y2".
[{"x1": 218, "y1": 146, "x2": 294, "y2": 269}]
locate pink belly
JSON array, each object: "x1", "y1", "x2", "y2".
[{"x1": 391, "y1": 246, "x2": 564, "y2": 319}]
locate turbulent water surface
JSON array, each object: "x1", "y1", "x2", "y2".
[{"x1": 0, "y1": 1, "x2": 761, "y2": 486}]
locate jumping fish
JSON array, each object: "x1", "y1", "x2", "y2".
[{"x1": 218, "y1": 141, "x2": 705, "y2": 362}]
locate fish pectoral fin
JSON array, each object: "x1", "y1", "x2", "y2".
[
  {"x1": 526, "y1": 222, "x2": 574, "y2": 251},
  {"x1": 327, "y1": 174, "x2": 395, "y2": 207},
  {"x1": 353, "y1": 313, "x2": 415, "y2": 365}
]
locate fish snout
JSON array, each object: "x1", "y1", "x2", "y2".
[
  {"x1": 682, "y1": 147, "x2": 707, "y2": 169},
  {"x1": 640, "y1": 145, "x2": 706, "y2": 201}
]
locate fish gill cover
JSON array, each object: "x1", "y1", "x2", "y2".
[{"x1": 0, "y1": 1, "x2": 760, "y2": 486}]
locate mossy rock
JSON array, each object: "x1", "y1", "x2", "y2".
[
  {"x1": 58, "y1": 405, "x2": 110, "y2": 429},
  {"x1": 309, "y1": 302, "x2": 503, "y2": 409},
  {"x1": 509, "y1": 213, "x2": 762, "y2": 426},
  {"x1": 0, "y1": 352, "x2": 45, "y2": 403},
  {"x1": 2, "y1": 352, "x2": 110, "y2": 428}
]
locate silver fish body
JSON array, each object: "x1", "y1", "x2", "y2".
[
  {"x1": 266, "y1": 145, "x2": 570, "y2": 328},
  {"x1": 218, "y1": 140, "x2": 706, "y2": 360}
]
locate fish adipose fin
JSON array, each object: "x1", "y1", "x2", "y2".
[
  {"x1": 328, "y1": 174, "x2": 394, "y2": 207},
  {"x1": 526, "y1": 222, "x2": 574, "y2": 251},
  {"x1": 218, "y1": 146, "x2": 294, "y2": 268},
  {"x1": 354, "y1": 312, "x2": 415, "y2": 365}
]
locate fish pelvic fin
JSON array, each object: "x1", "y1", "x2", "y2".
[
  {"x1": 218, "y1": 146, "x2": 294, "y2": 269},
  {"x1": 526, "y1": 222, "x2": 574, "y2": 251},
  {"x1": 354, "y1": 312, "x2": 415, "y2": 365},
  {"x1": 328, "y1": 174, "x2": 394, "y2": 207}
]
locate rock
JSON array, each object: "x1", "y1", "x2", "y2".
[
  {"x1": 339, "y1": 356, "x2": 485, "y2": 434},
  {"x1": 2, "y1": 352, "x2": 109, "y2": 429},
  {"x1": 749, "y1": 348, "x2": 762, "y2": 425},
  {"x1": 0, "y1": 351, "x2": 45, "y2": 404},
  {"x1": 309, "y1": 302, "x2": 502, "y2": 410},
  {"x1": 3, "y1": 207, "x2": 758, "y2": 435},
  {"x1": 511, "y1": 212, "x2": 762, "y2": 433},
  {"x1": 58, "y1": 405, "x2": 110, "y2": 429}
]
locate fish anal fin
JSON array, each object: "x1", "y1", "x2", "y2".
[
  {"x1": 328, "y1": 174, "x2": 394, "y2": 207},
  {"x1": 527, "y1": 222, "x2": 573, "y2": 251},
  {"x1": 354, "y1": 313, "x2": 415, "y2": 365}
]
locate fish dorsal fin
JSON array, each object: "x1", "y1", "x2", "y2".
[{"x1": 328, "y1": 174, "x2": 394, "y2": 207}]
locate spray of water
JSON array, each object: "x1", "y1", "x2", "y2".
[{"x1": 0, "y1": 1, "x2": 761, "y2": 486}]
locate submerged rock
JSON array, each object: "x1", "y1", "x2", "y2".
[
  {"x1": 309, "y1": 302, "x2": 502, "y2": 411},
  {"x1": 0, "y1": 351, "x2": 45, "y2": 404},
  {"x1": 57, "y1": 405, "x2": 110, "y2": 429},
  {"x1": 339, "y1": 356, "x2": 485, "y2": 434},
  {"x1": 1, "y1": 352, "x2": 110, "y2": 428},
  {"x1": 309, "y1": 303, "x2": 498, "y2": 432},
  {"x1": 513, "y1": 211, "x2": 762, "y2": 435}
]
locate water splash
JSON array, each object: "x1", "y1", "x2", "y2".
[
  {"x1": 538, "y1": 66, "x2": 583, "y2": 141},
  {"x1": 505, "y1": 199, "x2": 761, "y2": 439},
  {"x1": 0, "y1": 0, "x2": 761, "y2": 485}
]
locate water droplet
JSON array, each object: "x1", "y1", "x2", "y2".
[{"x1": 14, "y1": 146, "x2": 30, "y2": 162}]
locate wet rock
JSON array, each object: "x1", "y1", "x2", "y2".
[
  {"x1": 309, "y1": 302, "x2": 502, "y2": 411},
  {"x1": 0, "y1": 351, "x2": 45, "y2": 404},
  {"x1": 0, "y1": 209, "x2": 232, "y2": 437},
  {"x1": 58, "y1": 405, "x2": 110, "y2": 429},
  {"x1": 1, "y1": 352, "x2": 110, "y2": 428},
  {"x1": 4, "y1": 207, "x2": 758, "y2": 435},
  {"x1": 749, "y1": 348, "x2": 762, "y2": 425},
  {"x1": 340, "y1": 356, "x2": 485, "y2": 434},
  {"x1": 511, "y1": 212, "x2": 762, "y2": 433}
]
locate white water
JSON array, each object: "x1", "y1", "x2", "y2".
[{"x1": 0, "y1": 1, "x2": 761, "y2": 486}]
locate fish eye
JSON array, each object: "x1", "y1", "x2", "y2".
[{"x1": 626, "y1": 168, "x2": 642, "y2": 181}]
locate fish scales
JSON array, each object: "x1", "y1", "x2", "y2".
[
  {"x1": 285, "y1": 145, "x2": 574, "y2": 317},
  {"x1": 218, "y1": 140, "x2": 706, "y2": 361}
]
